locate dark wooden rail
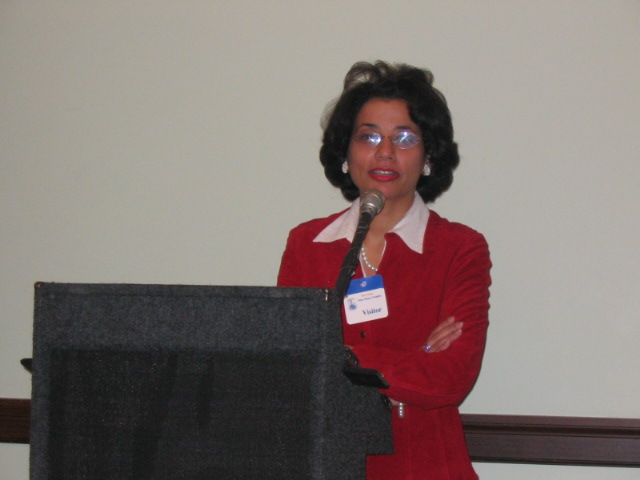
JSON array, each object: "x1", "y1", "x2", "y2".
[
  {"x1": 0, "y1": 398, "x2": 30, "y2": 444},
  {"x1": 462, "y1": 413, "x2": 640, "y2": 467},
  {"x1": 2, "y1": 398, "x2": 639, "y2": 467}
]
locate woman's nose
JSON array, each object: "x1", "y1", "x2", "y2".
[{"x1": 375, "y1": 136, "x2": 395, "y2": 159}]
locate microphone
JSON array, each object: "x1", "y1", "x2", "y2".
[
  {"x1": 335, "y1": 190, "x2": 385, "y2": 298},
  {"x1": 358, "y1": 189, "x2": 386, "y2": 220},
  {"x1": 334, "y1": 190, "x2": 389, "y2": 392}
]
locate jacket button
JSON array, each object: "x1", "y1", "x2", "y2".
[{"x1": 360, "y1": 331, "x2": 366, "y2": 338}]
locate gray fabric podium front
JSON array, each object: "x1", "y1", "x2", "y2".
[{"x1": 31, "y1": 283, "x2": 392, "y2": 479}]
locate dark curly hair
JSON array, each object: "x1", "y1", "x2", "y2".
[{"x1": 319, "y1": 61, "x2": 459, "y2": 203}]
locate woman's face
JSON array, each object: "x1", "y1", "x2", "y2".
[{"x1": 346, "y1": 98, "x2": 426, "y2": 209}]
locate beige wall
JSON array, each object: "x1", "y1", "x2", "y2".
[{"x1": 2, "y1": 1, "x2": 639, "y2": 478}]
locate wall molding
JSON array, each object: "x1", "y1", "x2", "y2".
[
  {"x1": 2, "y1": 398, "x2": 639, "y2": 467},
  {"x1": 461, "y1": 413, "x2": 640, "y2": 467},
  {"x1": 0, "y1": 398, "x2": 30, "y2": 444}
]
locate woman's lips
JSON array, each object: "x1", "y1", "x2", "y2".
[{"x1": 369, "y1": 169, "x2": 399, "y2": 182}]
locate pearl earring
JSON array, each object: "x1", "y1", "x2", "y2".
[
  {"x1": 342, "y1": 161, "x2": 349, "y2": 174},
  {"x1": 422, "y1": 163, "x2": 431, "y2": 176}
]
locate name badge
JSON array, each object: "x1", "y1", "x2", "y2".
[{"x1": 343, "y1": 275, "x2": 389, "y2": 325}]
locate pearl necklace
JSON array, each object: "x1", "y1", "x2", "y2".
[{"x1": 360, "y1": 241, "x2": 386, "y2": 273}]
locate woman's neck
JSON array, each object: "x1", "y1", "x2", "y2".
[
  {"x1": 367, "y1": 194, "x2": 414, "y2": 238},
  {"x1": 358, "y1": 193, "x2": 415, "y2": 275}
]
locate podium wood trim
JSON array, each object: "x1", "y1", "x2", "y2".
[{"x1": 2, "y1": 398, "x2": 640, "y2": 467}]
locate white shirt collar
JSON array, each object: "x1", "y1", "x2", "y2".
[{"x1": 313, "y1": 193, "x2": 430, "y2": 253}]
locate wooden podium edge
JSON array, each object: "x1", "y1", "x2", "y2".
[{"x1": 2, "y1": 398, "x2": 639, "y2": 467}]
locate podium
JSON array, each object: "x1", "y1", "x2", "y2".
[{"x1": 30, "y1": 283, "x2": 392, "y2": 479}]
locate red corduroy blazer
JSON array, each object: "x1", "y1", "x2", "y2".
[{"x1": 278, "y1": 209, "x2": 491, "y2": 480}]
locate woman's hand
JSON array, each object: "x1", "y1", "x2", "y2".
[{"x1": 422, "y1": 316, "x2": 462, "y2": 353}]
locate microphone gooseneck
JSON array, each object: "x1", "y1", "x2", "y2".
[{"x1": 334, "y1": 190, "x2": 386, "y2": 299}]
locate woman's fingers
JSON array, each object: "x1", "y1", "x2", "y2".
[
  {"x1": 429, "y1": 316, "x2": 455, "y2": 335},
  {"x1": 423, "y1": 316, "x2": 462, "y2": 353}
]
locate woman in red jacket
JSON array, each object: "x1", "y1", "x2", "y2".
[{"x1": 278, "y1": 61, "x2": 491, "y2": 479}]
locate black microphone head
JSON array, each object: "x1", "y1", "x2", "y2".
[{"x1": 359, "y1": 190, "x2": 386, "y2": 218}]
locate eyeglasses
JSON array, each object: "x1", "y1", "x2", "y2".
[{"x1": 352, "y1": 130, "x2": 421, "y2": 149}]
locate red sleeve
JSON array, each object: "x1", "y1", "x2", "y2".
[
  {"x1": 277, "y1": 213, "x2": 348, "y2": 289},
  {"x1": 277, "y1": 229, "x2": 302, "y2": 287},
  {"x1": 351, "y1": 233, "x2": 491, "y2": 410}
]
